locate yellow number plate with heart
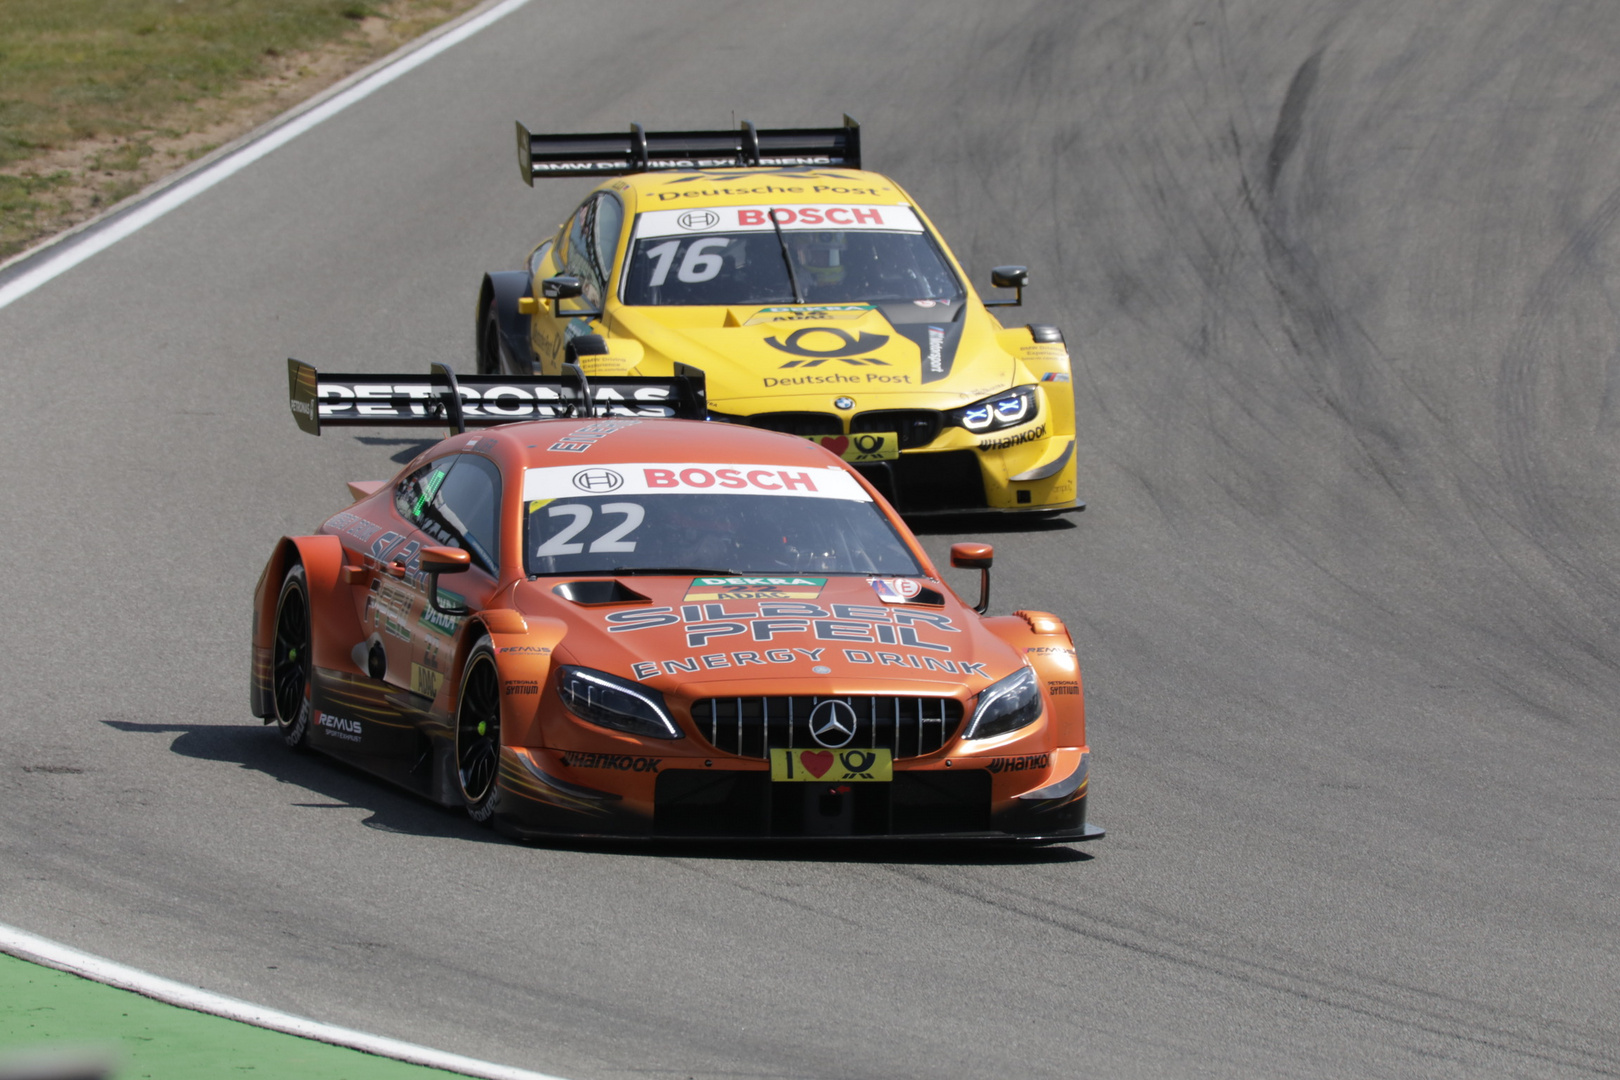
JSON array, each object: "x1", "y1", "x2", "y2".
[
  {"x1": 804, "y1": 433, "x2": 898, "y2": 462},
  {"x1": 769, "y1": 748, "x2": 893, "y2": 782}
]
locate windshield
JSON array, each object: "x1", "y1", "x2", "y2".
[
  {"x1": 619, "y1": 204, "x2": 965, "y2": 306},
  {"x1": 522, "y1": 461, "x2": 921, "y2": 577}
]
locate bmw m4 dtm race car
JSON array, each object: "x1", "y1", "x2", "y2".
[
  {"x1": 475, "y1": 117, "x2": 1081, "y2": 517},
  {"x1": 252, "y1": 360, "x2": 1101, "y2": 842}
]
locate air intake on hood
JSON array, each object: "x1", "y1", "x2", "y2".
[{"x1": 552, "y1": 580, "x2": 650, "y2": 606}]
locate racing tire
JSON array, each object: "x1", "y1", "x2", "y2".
[
  {"x1": 479, "y1": 303, "x2": 532, "y2": 376},
  {"x1": 272, "y1": 565, "x2": 313, "y2": 748},
  {"x1": 477, "y1": 304, "x2": 501, "y2": 375},
  {"x1": 455, "y1": 637, "x2": 503, "y2": 824}
]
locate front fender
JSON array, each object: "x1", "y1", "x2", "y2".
[
  {"x1": 446, "y1": 611, "x2": 568, "y2": 750},
  {"x1": 997, "y1": 324, "x2": 1074, "y2": 442},
  {"x1": 250, "y1": 535, "x2": 361, "y2": 716},
  {"x1": 478, "y1": 271, "x2": 538, "y2": 373},
  {"x1": 980, "y1": 611, "x2": 1085, "y2": 747}
]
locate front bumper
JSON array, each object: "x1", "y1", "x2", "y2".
[
  {"x1": 494, "y1": 747, "x2": 1101, "y2": 844},
  {"x1": 711, "y1": 402, "x2": 1079, "y2": 515}
]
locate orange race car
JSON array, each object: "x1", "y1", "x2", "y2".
[{"x1": 250, "y1": 359, "x2": 1101, "y2": 842}]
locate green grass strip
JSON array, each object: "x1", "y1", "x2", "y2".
[
  {"x1": 0, "y1": 0, "x2": 389, "y2": 169},
  {"x1": 0, "y1": 951, "x2": 463, "y2": 1079}
]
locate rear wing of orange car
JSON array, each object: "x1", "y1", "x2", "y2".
[
  {"x1": 515, "y1": 116, "x2": 861, "y2": 182},
  {"x1": 287, "y1": 358, "x2": 707, "y2": 436}
]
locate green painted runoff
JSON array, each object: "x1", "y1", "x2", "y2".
[{"x1": 0, "y1": 951, "x2": 467, "y2": 1079}]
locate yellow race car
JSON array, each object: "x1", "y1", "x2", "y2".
[{"x1": 475, "y1": 118, "x2": 1080, "y2": 516}]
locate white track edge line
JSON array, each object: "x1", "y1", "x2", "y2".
[
  {"x1": 0, "y1": 0, "x2": 531, "y2": 314},
  {"x1": 0, "y1": 922, "x2": 571, "y2": 1080}
]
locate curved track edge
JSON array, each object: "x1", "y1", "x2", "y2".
[{"x1": 0, "y1": 922, "x2": 572, "y2": 1080}]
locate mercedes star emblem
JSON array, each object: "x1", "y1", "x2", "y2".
[{"x1": 808, "y1": 699, "x2": 859, "y2": 749}]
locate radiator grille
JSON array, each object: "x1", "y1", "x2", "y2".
[
  {"x1": 852, "y1": 409, "x2": 942, "y2": 449},
  {"x1": 746, "y1": 412, "x2": 843, "y2": 436},
  {"x1": 692, "y1": 696, "x2": 964, "y2": 760}
]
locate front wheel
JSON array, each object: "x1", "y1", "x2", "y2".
[
  {"x1": 479, "y1": 303, "x2": 532, "y2": 375},
  {"x1": 455, "y1": 638, "x2": 502, "y2": 823},
  {"x1": 477, "y1": 304, "x2": 502, "y2": 374},
  {"x1": 272, "y1": 565, "x2": 312, "y2": 748}
]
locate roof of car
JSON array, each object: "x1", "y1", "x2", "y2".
[
  {"x1": 478, "y1": 416, "x2": 849, "y2": 472},
  {"x1": 606, "y1": 167, "x2": 912, "y2": 213}
]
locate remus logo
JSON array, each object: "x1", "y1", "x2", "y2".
[{"x1": 314, "y1": 711, "x2": 362, "y2": 742}]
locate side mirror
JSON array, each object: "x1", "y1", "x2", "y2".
[
  {"x1": 542, "y1": 275, "x2": 603, "y2": 321},
  {"x1": 541, "y1": 276, "x2": 582, "y2": 300},
  {"x1": 984, "y1": 266, "x2": 1028, "y2": 308},
  {"x1": 565, "y1": 333, "x2": 609, "y2": 363},
  {"x1": 950, "y1": 542, "x2": 994, "y2": 613},
  {"x1": 420, "y1": 546, "x2": 472, "y2": 616}
]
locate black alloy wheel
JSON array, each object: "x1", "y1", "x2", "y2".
[
  {"x1": 456, "y1": 639, "x2": 502, "y2": 823},
  {"x1": 272, "y1": 565, "x2": 312, "y2": 747}
]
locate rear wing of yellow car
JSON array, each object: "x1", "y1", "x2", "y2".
[
  {"x1": 287, "y1": 358, "x2": 707, "y2": 436},
  {"x1": 515, "y1": 117, "x2": 861, "y2": 182}
]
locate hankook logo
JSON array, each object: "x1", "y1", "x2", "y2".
[
  {"x1": 677, "y1": 210, "x2": 721, "y2": 230},
  {"x1": 571, "y1": 468, "x2": 624, "y2": 492},
  {"x1": 808, "y1": 699, "x2": 859, "y2": 748}
]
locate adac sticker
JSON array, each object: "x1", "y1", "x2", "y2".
[
  {"x1": 410, "y1": 663, "x2": 444, "y2": 700},
  {"x1": 745, "y1": 304, "x2": 874, "y2": 326},
  {"x1": 868, "y1": 577, "x2": 922, "y2": 604},
  {"x1": 684, "y1": 576, "x2": 827, "y2": 601}
]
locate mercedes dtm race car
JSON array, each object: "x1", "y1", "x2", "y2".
[
  {"x1": 474, "y1": 117, "x2": 1081, "y2": 517},
  {"x1": 251, "y1": 360, "x2": 1101, "y2": 842}
]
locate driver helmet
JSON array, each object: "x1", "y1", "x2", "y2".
[{"x1": 794, "y1": 232, "x2": 847, "y2": 287}]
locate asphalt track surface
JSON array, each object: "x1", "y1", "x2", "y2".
[{"x1": 3, "y1": 2, "x2": 1619, "y2": 1077}]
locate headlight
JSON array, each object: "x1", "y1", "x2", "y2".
[
  {"x1": 558, "y1": 666, "x2": 683, "y2": 740},
  {"x1": 962, "y1": 666, "x2": 1043, "y2": 740},
  {"x1": 948, "y1": 385, "x2": 1038, "y2": 433}
]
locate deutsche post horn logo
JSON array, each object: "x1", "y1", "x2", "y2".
[
  {"x1": 572, "y1": 468, "x2": 624, "y2": 493},
  {"x1": 764, "y1": 327, "x2": 890, "y2": 358},
  {"x1": 808, "y1": 699, "x2": 859, "y2": 749}
]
